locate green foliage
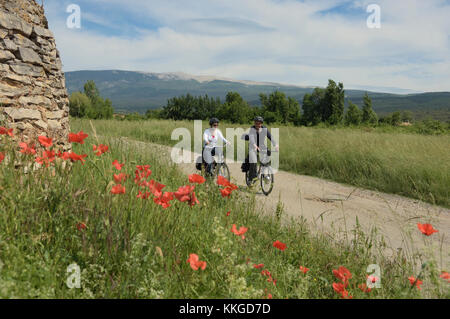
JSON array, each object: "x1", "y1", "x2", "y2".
[
  {"x1": 259, "y1": 91, "x2": 301, "y2": 125},
  {"x1": 345, "y1": 101, "x2": 362, "y2": 126},
  {"x1": 69, "y1": 81, "x2": 114, "y2": 119},
  {"x1": 362, "y1": 93, "x2": 378, "y2": 125}
]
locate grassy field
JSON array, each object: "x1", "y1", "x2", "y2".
[
  {"x1": 1, "y1": 120, "x2": 448, "y2": 298},
  {"x1": 71, "y1": 118, "x2": 450, "y2": 207}
]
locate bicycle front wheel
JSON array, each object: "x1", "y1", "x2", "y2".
[{"x1": 260, "y1": 165, "x2": 274, "y2": 196}]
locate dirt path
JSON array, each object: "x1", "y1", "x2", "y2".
[{"x1": 122, "y1": 137, "x2": 450, "y2": 269}]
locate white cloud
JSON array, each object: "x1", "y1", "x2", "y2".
[{"x1": 45, "y1": 0, "x2": 450, "y2": 92}]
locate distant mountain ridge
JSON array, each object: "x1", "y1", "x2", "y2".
[{"x1": 65, "y1": 70, "x2": 450, "y2": 120}]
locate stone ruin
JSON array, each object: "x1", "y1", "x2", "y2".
[{"x1": 0, "y1": 0, "x2": 70, "y2": 151}]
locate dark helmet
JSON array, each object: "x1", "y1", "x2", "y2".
[
  {"x1": 209, "y1": 117, "x2": 219, "y2": 126},
  {"x1": 254, "y1": 116, "x2": 264, "y2": 123}
]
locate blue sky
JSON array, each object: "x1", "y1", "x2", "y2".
[{"x1": 43, "y1": 0, "x2": 450, "y2": 93}]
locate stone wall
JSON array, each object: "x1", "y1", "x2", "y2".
[{"x1": 0, "y1": 0, "x2": 70, "y2": 151}]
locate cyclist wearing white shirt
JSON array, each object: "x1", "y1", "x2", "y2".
[{"x1": 203, "y1": 118, "x2": 230, "y2": 176}]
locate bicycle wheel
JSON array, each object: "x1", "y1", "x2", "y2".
[
  {"x1": 245, "y1": 165, "x2": 259, "y2": 187},
  {"x1": 216, "y1": 163, "x2": 230, "y2": 181},
  {"x1": 260, "y1": 165, "x2": 274, "y2": 196}
]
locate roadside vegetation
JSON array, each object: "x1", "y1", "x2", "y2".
[
  {"x1": 0, "y1": 122, "x2": 448, "y2": 298},
  {"x1": 71, "y1": 118, "x2": 450, "y2": 207}
]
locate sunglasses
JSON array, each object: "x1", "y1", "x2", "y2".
[{"x1": 213, "y1": 124, "x2": 219, "y2": 127}]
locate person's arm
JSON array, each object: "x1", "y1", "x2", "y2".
[
  {"x1": 218, "y1": 129, "x2": 230, "y2": 145},
  {"x1": 249, "y1": 128, "x2": 258, "y2": 150},
  {"x1": 266, "y1": 129, "x2": 276, "y2": 146},
  {"x1": 203, "y1": 130, "x2": 210, "y2": 145}
]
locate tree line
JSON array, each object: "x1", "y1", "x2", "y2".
[{"x1": 153, "y1": 79, "x2": 382, "y2": 127}]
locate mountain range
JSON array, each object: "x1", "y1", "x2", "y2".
[{"x1": 65, "y1": 70, "x2": 450, "y2": 120}]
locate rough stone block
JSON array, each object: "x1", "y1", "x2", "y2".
[
  {"x1": 9, "y1": 61, "x2": 43, "y2": 77},
  {"x1": 0, "y1": 49, "x2": 15, "y2": 62},
  {"x1": 18, "y1": 47, "x2": 42, "y2": 65},
  {"x1": 0, "y1": 11, "x2": 33, "y2": 36},
  {"x1": 4, "y1": 108, "x2": 42, "y2": 120},
  {"x1": 33, "y1": 26, "x2": 53, "y2": 38},
  {"x1": 19, "y1": 95, "x2": 51, "y2": 106},
  {"x1": 34, "y1": 119, "x2": 48, "y2": 130},
  {"x1": 46, "y1": 110, "x2": 64, "y2": 119},
  {"x1": 3, "y1": 38, "x2": 17, "y2": 51}
]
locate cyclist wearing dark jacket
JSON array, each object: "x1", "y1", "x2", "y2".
[{"x1": 245, "y1": 116, "x2": 279, "y2": 180}]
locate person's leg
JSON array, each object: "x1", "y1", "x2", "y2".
[
  {"x1": 203, "y1": 147, "x2": 214, "y2": 176},
  {"x1": 248, "y1": 148, "x2": 258, "y2": 180}
]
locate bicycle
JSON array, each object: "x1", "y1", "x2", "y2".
[
  {"x1": 200, "y1": 145, "x2": 230, "y2": 182},
  {"x1": 245, "y1": 148, "x2": 278, "y2": 196}
]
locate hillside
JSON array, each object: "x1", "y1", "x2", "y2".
[{"x1": 65, "y1": 70, "x2": 450, "y2": 120}]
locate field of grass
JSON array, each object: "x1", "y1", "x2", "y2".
[
  {"x1": 71, "y1": 118, "x2": 450, "y2": 208},
  {"x1": 1, "y1": 120, "x2": 448, "y2": 298}
]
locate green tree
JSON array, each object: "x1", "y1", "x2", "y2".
[
  {"x1": 401, "y1": 110, "x2": 413, "y2": 123},
  {"x1": 345, "y1": 101, "x2": 362, "y2": 126},
  {"x1": 301, "y1": 88, "x2": 325, "y2": 126},
  {"x1": 83, "y1": 80, "x2": 100, "y2": 101},
  {"x1": 323, "y1": 79, "x2": 345, "y2": 125},
  {"x1": 69, "y1": 91, "x2": 92, "y2": 118},
  {"x1": 362, "y1": 93, "x2": 378, "y2": 125},
  {"x1": 390, "y1": 111, "x2": 401, "y2": 126}
]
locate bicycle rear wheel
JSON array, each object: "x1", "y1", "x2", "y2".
[
  {"x1": 260, "y1": 165, "x2": 274, "y2": 196},
  {"x1": 216, "y1": 163, "x2": 230, "y2": 181}
]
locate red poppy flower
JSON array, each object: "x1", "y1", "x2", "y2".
[
  {"x1": 35, "y1": 150, "x2": 56, "y2": 167},
  {"x1": 0, "y1": 152, "x2": 4, "y2": 164},
  {"x1": 273, "y1": 240, "x2": 286, "y2": 251},
  {"x1": 137, "y1": 190, "x2": 151, "y2": 199},
  {"x1": 68, "y1": 131, "x2": 89, "y2": 144},
  {"x1": 111, "y1": 184, "x2": 126, "y2": 195},
  {"x1": 189, "y1": 173, "x2": 206, "y2": 184},
  {"x1": 76, "y1": 222, "x2": 87, "y2": 231},
  {"x1": 440, "y1": 272, "x2": 450, "y2": 283},
  {"x1": 187, "y1": 253, "x2": 207, "y2": 271},
  {"x1": 68, "y1": 152, "x2": 88, "y2": 164},
  {"x1": 417, "y1": 223, "x2": 438, "y2": 236},
  {"x1": 134, "y1": 165, "x2": 152, "y2": 183},
  {"x1": 408, "y1": 276, "x2": 423, "y2": 290},
  {"x1": 220, "y1": 187, "x2": 234, "y2": 198},
  {"x1": 19, "y1": 142, "x2": 37, "y2": 155},
  {"x1": 299, "y1": 266, "x2": 309, "y2": 274},
  {"x1": 174, "y1": 185, "x2": 195, "y2": 202},
  {"x1": 154, "y1": 192, "x2": 174, "y2": 209},
  {"x1": 148, "y1": 180, "x2": 166, "y2": 197},
  {"x1": 38, "y1": 136, "x2": 53, "y2": 148},
  {"x1": 0, "y1": 127, "x2": 14, "y2": 137},
  {"x1": 333, "y1": 266, "x2": 352, "y2": 284},
  {"x1": 253, "y1": 264, "x2": 264, "y2": 269},
  {"x1": 114, "y1": 173, "x2": 128, "y2": 183},
  {"x1": 226, "y1": 211, "x2": 231, "y2": 217},
  {"x1": 332, "y1": 282, "x2": 352, "y2": 298},
  {"x1": 189, "y1": 191, "x2": 200, "y2": 207},
  {"x1": 217, "y1": 175, "x2": 238, "y2": 190},
  {"x1": 231, "y1": 224, "x2": 248, "y2": 240},
  {"x1": 93, "y1": 144, "x2": 109, "y2": 156},
  {"x1": 261, "y1": 269, "x2": 277, "y2": 285},
  {"x1": 358, "y1": 283, "x2": 372, "y2": 293},
  {"x1": 112, "y1": 160, "x2": 124, "y2": 171},
  {"x1": 367, "y1": 275, "x2": 379, "y2": 284}
]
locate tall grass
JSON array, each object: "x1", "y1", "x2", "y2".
[
  {"x1": 71, "y1": 118, "x2": 450, "y2": 207},
  {"x1": 1, "y1": 124, "x2": 447, "y2": 298}
]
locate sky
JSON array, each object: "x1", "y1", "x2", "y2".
[{"x1": 42, "y1": 0, "x2": 450, "y2": 93}]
